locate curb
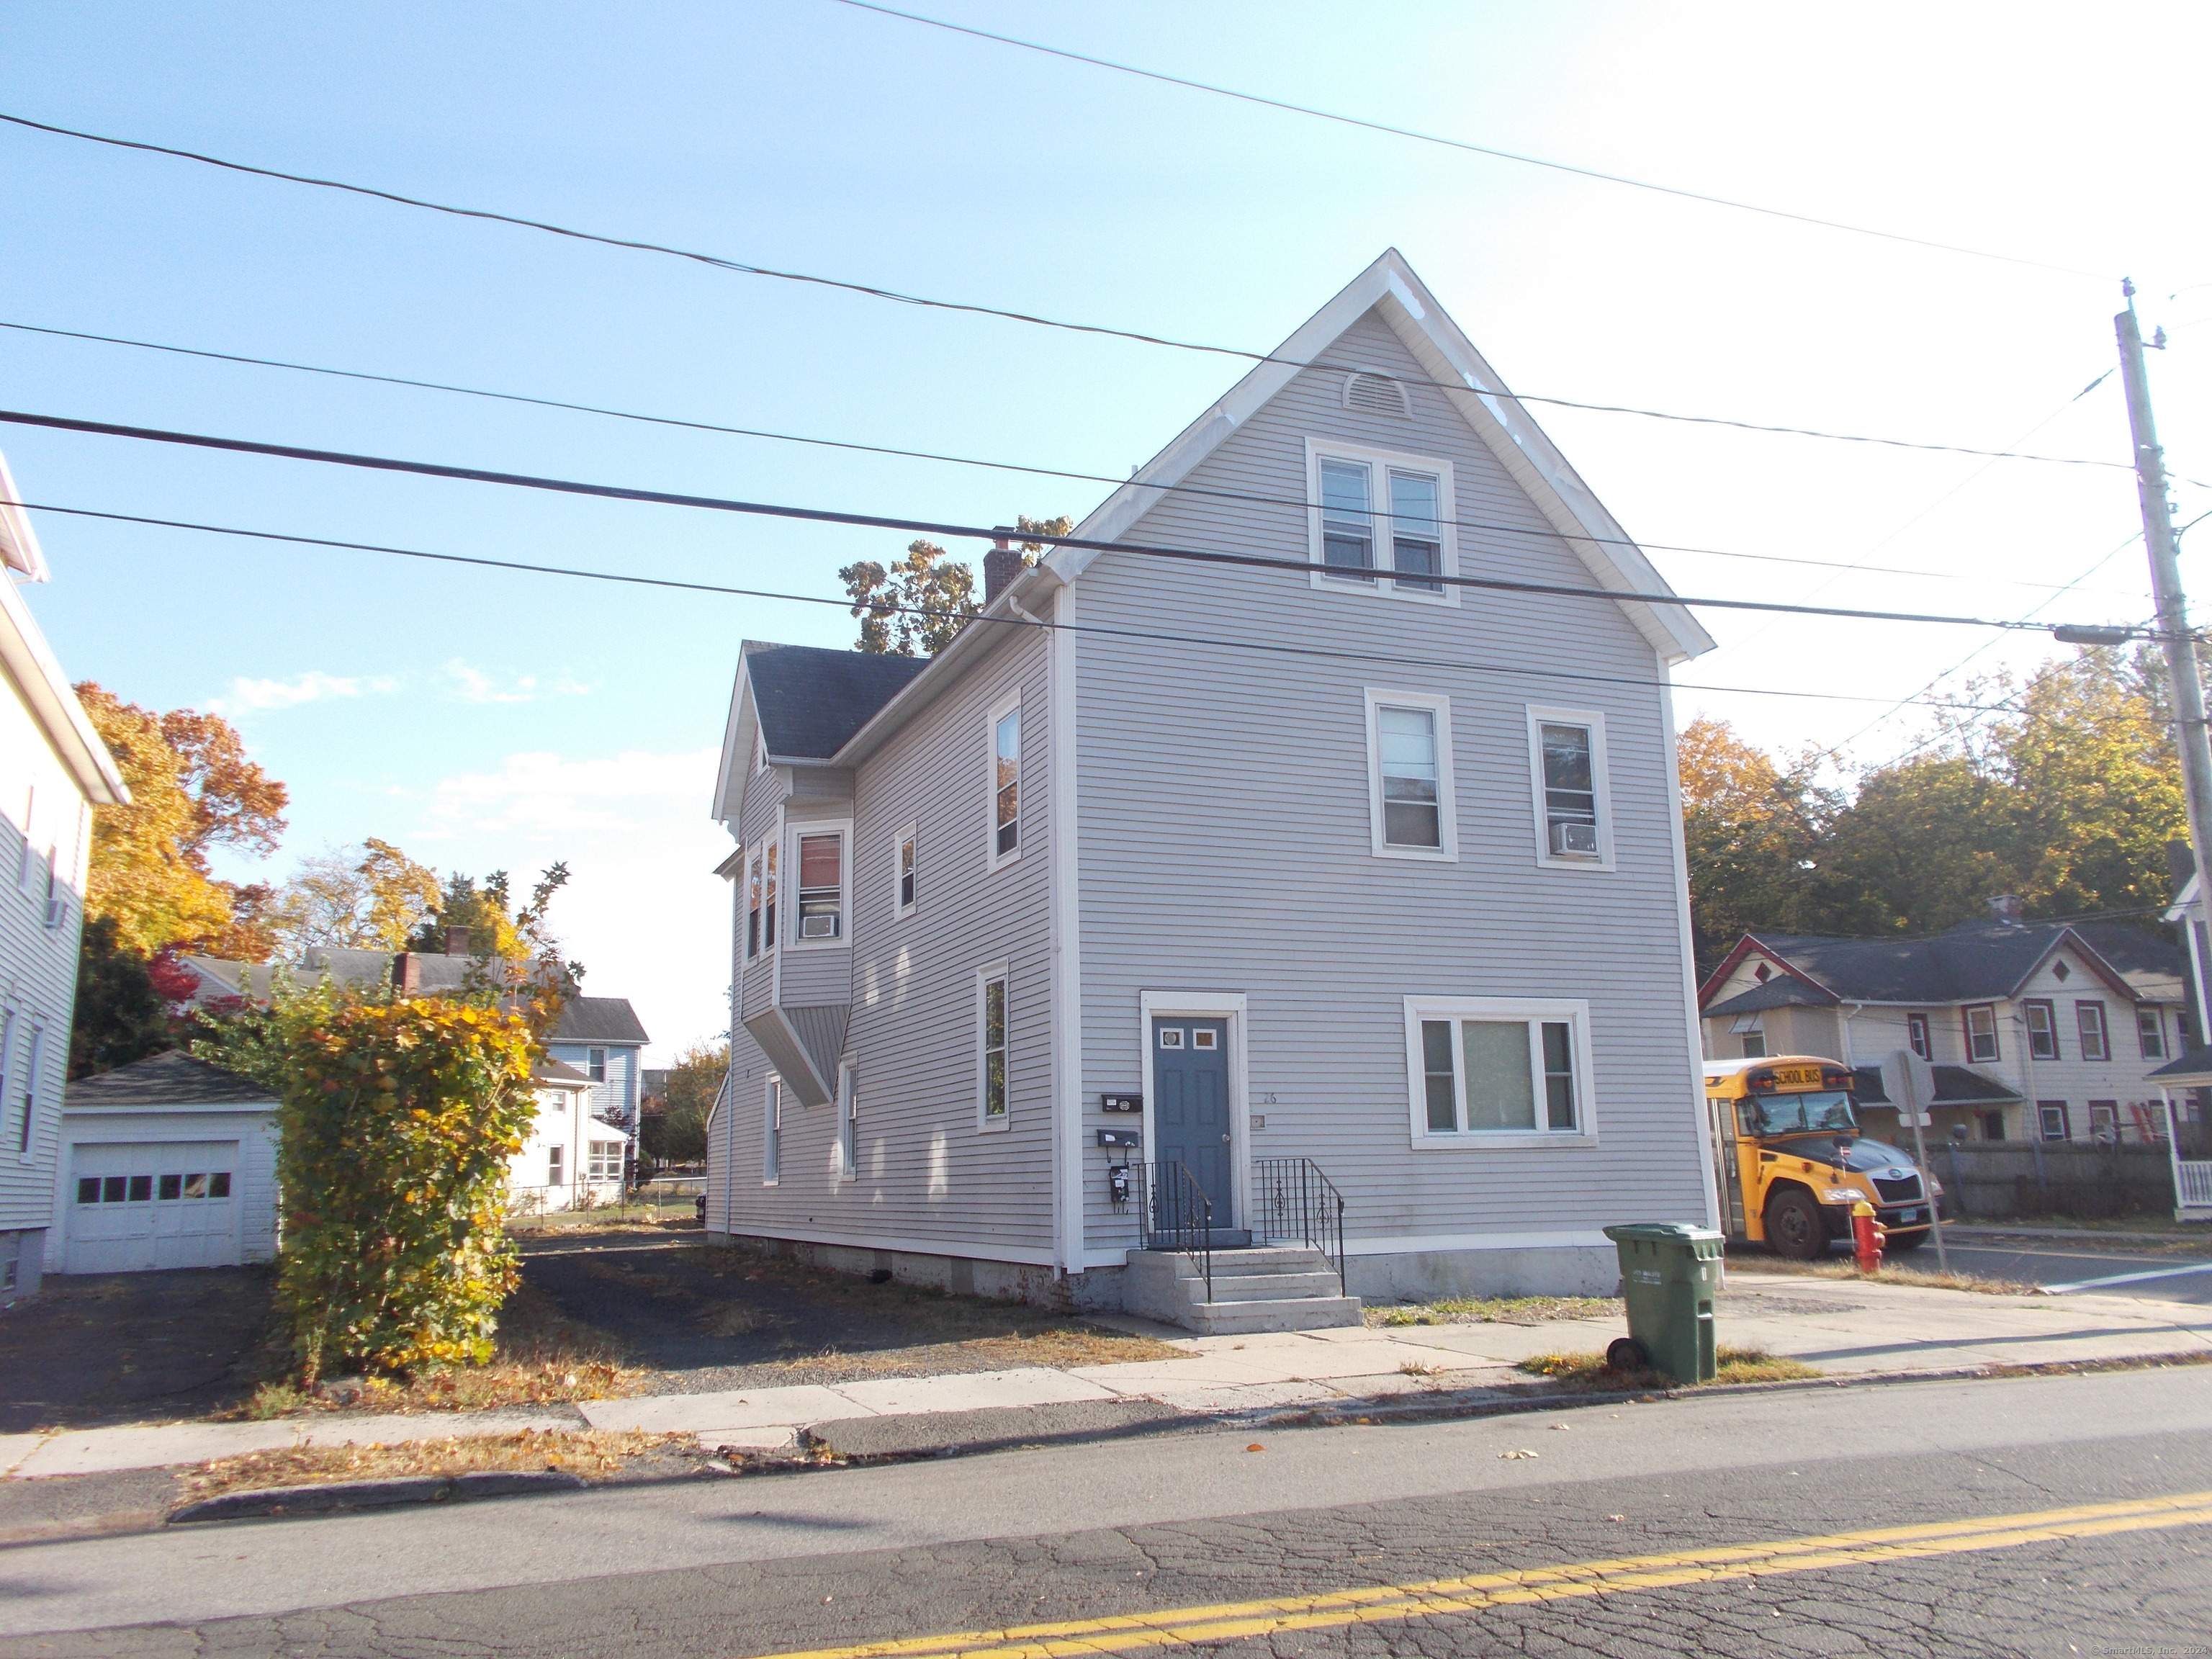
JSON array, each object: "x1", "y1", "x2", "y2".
[
  {"x1": 1943, "y1": 1225, "x2": 2211, "y2": 1247},
  {"x1": 168, "y1": 1468, "x2": 587, "y2": 1524}
]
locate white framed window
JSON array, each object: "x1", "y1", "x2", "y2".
[
  {"x1": 2025, "y1": 1000, "x2": 2059, "y2": 1061},
  {"x1": 763, "y1": 839, "x2": 778, "y2": 951},
  {"x1": 2075, "y1": 1000, "x2": 2110, "y2": 1062},
  {"x1": 13, "y1": 1024, "x2": 39, "y2": 1158},
  {"x1": 791, "y1": 824, "x2": 850, "y2": 945},
  {"x1": 763, "y1": 1076, "x2": 783, "y2": 1183},
  {"x1": 1525, "y1": 708, "x2": 1614, "y2": 869},
  {"x1": 894, "y1": 822, "x2": 918, "y2": 919},
  {"x1": 587, "y1": 1047, "x2": 607, "y2": 1082},
  {"x1": 976, "y1": 963, "x2": 1010, "y2": 1130},
  {"x1": 1907, "y1": 1012, "x2": 1932, "y2": 1060},
  {"x1": 547, "y1": 1143, "x2": 565, "y2": 1186},
  {"x1": 585, "y1": 1141, "x2": 624, "y2": 1182},
  {"x1": 1362, "y1": 689, "x2": 1457, "y2": 860},
  {"x1": 837, "y1": 1061, "x2": 858, "y2": 1179},
  {"x1": 2139, "y1": 1007, "x2": 2166, "y2": 1060},
  {"x1": 744, "y1": 846, "x2": 763, "y2": 959},
  {"x1": 1964, "y1": 1004, "x2": 1999, "y2": 1063},
  {"x1": 1304, "y1": 439, "x2": 1457, "y2": 603},
  {"x1": 1403, "y1": 997, "x2": 1595, "y2": 1147},
  {"x1": 988, "y1": 691, "x2": 1022, "y2": 869}
]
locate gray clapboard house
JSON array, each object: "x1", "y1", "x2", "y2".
[{"x1": 703, "y1": 251, "x2": 1719, "y2": 1328}]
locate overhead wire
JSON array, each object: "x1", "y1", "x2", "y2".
[
  {"x1": 0, "y1": 110, "x2": 2168, "y2": 479},
  {"x1": 0, "y1": 405, "x2": 2151, "y2": 637},
  {"x1": 17, "y1": 498, "x2": 2022, "y2": 714},
  {"x1": 830, "y1": 1, "x2": 2115, "y2": 284},
  {"x1": 0, "y1": 316, "x2": 2147, "y2": 598}
]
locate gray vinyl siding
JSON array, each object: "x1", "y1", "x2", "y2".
[
  {"x1": 1074, "y1": 306, "x2": 1708, "y2": 1254},
  {"x1": 715, "y1": 624, "x2": 1058, "y2": 1262}
]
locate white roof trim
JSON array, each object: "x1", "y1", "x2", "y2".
[
  {"x1": 0, "y1": 451, "x2": 50, "y2": 583},
  {"x1": 710, "y1": 654, "x2": 761, "y2": 823},
  {"x1": 1045, "y1": 249, "x2": 1714, "y2": 665},
  {"x1": 0, "y1": 572, "x2": 127, "y2": 807}
]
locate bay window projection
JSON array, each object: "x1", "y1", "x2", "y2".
[
  {"x1": 745, "y1": 848, "x2": 762, "y2": 958},
  {"x1": 1411, "y1": 999, "x2": 1588, "y2": 1140},
  {"x1": 797, "y1": 832, "x2": 845, "y2": 940}
]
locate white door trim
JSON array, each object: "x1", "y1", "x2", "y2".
[{"x1": 1137, "y1": 990, "x2": 1249, "y2": 1233}]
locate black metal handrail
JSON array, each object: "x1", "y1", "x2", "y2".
[
  {"x1": 1252, "y1": 1156, "x2": 1348, "y2": 1295},
  {"x1": 1136, "y1": 1159, "x2": 1212, "y2": 1302}
]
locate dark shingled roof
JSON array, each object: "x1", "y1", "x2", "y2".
[
  {"x1": 2147, "y1": 1043, "x2": 2212, "y2": 1082},
  {"x1": 1704, "y1": 979, "x2": 1838, "y2": 1017},
  {"x1": 554, "y1": 997, "x2": 650, "y2": 1045},
  {"x1": 1848, "y1": 1064, "x2": 2020, "y2": 1107},
  {"x1": 66, "y1": 1051, "x2": 274, "y2": 1108},
  {"x1": 536, "y1": 1056, "x2": 593, "y2": 1086},
  {"x1": 747, "y1": 642, "x2": 930, "y2": 761},
  {"x1": 1714, "y1": 921, "x2": 2185, "y2": 1009}
]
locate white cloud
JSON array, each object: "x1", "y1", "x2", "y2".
[
  {"x1": 212, "y1": 670, "x2": 400, "y2": 714},
  {"x1": 414, "y1": 747, "x2": 719, "y2": 840},
  {"x1": 443, "y1": 659, "x2": 593, "y2": 705}
]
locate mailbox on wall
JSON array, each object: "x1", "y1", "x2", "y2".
[
  {"x1": 1101, "y1": 1094, "x2": 1142, "y2": 1114},
  {"x1": 1097, "y1": 1128, "x2": 1142, "y2": 1148}
]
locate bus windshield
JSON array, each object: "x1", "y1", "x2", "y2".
[{"x1": 1738, "y1": 1092, "x2": 1858, "y2": 1136}]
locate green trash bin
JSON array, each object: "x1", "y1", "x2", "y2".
[{"x1": 1602, "y1": 1222, "x2": 1722, "y2": 1383}]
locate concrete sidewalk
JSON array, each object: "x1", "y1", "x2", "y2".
[{"x1": 6, "y1": 1274, "x2": 2207, "y2": 1482}]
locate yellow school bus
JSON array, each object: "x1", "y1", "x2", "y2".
[{"x1": 1703, "y1": 1056, "x2": 1939, "y2": 1260}]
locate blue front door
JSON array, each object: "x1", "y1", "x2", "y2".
[{"x1": 1153, "y1": 1017, "x2": 1233, "y2": 1226}]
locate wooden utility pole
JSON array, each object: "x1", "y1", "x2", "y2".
[{"x1": 2116, "y1": 285, "x2": 2212, "y2": 1043}]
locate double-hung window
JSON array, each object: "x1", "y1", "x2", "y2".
[
  {"x1": 13, "y1": 1025, "x2": 39, "y2": 1157},
  {"x1": 1364, "y1": 689, "x2": 1456, "y2": 860},
  {"x1": 1307, "y1": 441, "x2": 1456, "y2": 601},
  {"x1": 1964, "y1": 1004, "x2": 2000, "y2": 1063},
  {"x1": 745, "y1": 842, "x2": 779, "y2": 957},
  {"x1": 2024, "y1": 1000, "x2": 2059, "y2": 1061},
  {"x1": 588, "y1": 1047, "x2": 607, "y2": 1082},
  {"x1": 977, "y1": 964, "x2": 1010, "y2": 1129},
  {"x1": 837, "y1": 1064, "x2": 858, "y2": 1179},
  {"x1": 745, "y1": 848, "x2": 763, "y2": 958},
  {"x1": 796, "y1": 830, "x2": 846, "y2": 940},
  {"x1": 763, "y1": 1076, "x2": 783, "y2": 1182},
  {"x1": 1526, "y1": 709, "x2": 1612, "y2": 866},
  {"x1": 1907, "y1": 1012, "x2": 1932, "y2": 1060},
  {"x1": 2075, "y1": 1000, "x2": 2110, "y2": 1061},
  {"x1": 586, "y1": 1141, "x2": 624, "y2": 1182},
  {"x1": 2139, "y1": 1008, "x2": 2166, "y2": 1059},
  {"x1": 989, "y1": 693, "x2": 1021, "y2": 867},
  {"x1": 1407, "y1": 997, "x2": 1592, "y2": 1144},
  {"x1": 895, "y1": 822, "x2": 917, "y2": 918}
]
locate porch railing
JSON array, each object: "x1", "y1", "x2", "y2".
[
  {"x1": 1136, "y1": 1159, "x2": 1212, "y2": 1303},
  {"x1": 1252, "y1": 1156, "x2": 1348, "y2": 1295},
  {"x1": 2180, "y1": 1161, "x2": 2212, "y2": 1210}
]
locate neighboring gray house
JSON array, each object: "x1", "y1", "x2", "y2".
[
  {"x1": 1699, "y1": 915, "x2": 2195, "y2": 1147},
  {"x1": 0, "y1": 458, "x2": 128, "y2": 1301},
  {"x1": 546, "y1": 996, "x2": 650, "y2": 1141},
  {"x1": 703, "y1": 251, "x2": 1719, "y2": 1325}
]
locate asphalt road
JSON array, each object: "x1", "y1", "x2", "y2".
[
  {"x1": 1929, "y1": 1236, "x2": 2212, "y2": 1303},
  {"x1": 6, "y1": 1367, "x2": 2211, "y2": 1658}
]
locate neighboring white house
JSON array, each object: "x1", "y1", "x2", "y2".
[
  {"x1": 703, "y1": 251, "x2": 1721, "y2": 1323},
  {"x1": 510, "y1": 1056, "x2": 626, "y2": 1212},
  {"x1": 1698, "y1": 912, "x2": 2195, "y2": 1148},
  {"x1": 52, "y1": 1051, "x2": 279, "y2": 1274},
  {"x1": 0, "y1": 456, "x2": 129, "y2": 1301}
]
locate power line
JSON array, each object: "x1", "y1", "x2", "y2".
[
  {"x1": 0, "y1": 405, "x2": 2149, "y2": 636},
  {"x1": 0, "y1": 316, "x2": 2144, "y2": 597},
  {"x1": 0, "y1": 110, "x2": 2158, "y2": 477},
  {"x1": 18, "y1": 498, "x2": 2020, "y2": 714},
  {"x1": 833, "y1": 0, "x2": 2116, "y2": 284}
]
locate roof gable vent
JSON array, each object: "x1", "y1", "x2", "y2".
[{"x1": 1342, "y1": 372, "x2": 1411, "y2": 418}]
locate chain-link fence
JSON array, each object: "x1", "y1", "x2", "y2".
[{"x1": 506, "y1": 1174, "x2": 705, "y2": 1227}]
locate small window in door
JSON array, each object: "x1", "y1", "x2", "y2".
[
  {"x1": 76, "y1": 1177, "x2": 97, "y2": 1204},
  {"x1": 1159, "y1": 1028, "x2": 1184, "y2": 1048},
  {"x1": 159, "y1": 1174, "x2": 182, "y2": 1200},
  {"x1": 1192, "y1": 1029, "x2": 1218, "y2": 1051}
]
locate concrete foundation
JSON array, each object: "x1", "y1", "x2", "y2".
[
  {"x1": 0, "y1": 1228, "x2": 44, "y2": 1304},
  {"x1": 706, "y1": 1231, "x2": 1092, "y2": 1309},
  {"x1": 1346, "y1": 1244, "x2": 1620, "y2": 1304}
]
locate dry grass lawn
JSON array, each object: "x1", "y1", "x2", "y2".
[
  {"x1": 181, "y1": 1428, "x2": 679, "y2": 1500},
  {"x1": 1519, "y1": 1345, "x2": 1821, "y2": 1390},
  {"x1": 1370, "y1": 1295, "x2": 1619, "y2": 1328},
  {"x1": 234, "y1": 1285, "x2": 650, "y2": 1418},
  {"x1": 1728, "y1": 1256, "x2": 2041, "y2": 1296},
  {"x1": 769, "y1": 1326, "x2": 1187, "y2": 1377}
]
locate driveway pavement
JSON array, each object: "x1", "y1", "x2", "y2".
[{"x1": 0, "y1": 1267, "x2": 274, "y2": 1434}]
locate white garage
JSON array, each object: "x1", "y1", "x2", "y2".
[{"x1": 52, "y1": 1052, "x2": 279, "y2": 1275}]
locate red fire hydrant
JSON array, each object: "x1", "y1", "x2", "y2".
[{"x1": 1851, "y1": 1200, "x2": 1886, "y2": 1275}]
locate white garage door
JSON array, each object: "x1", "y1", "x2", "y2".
[{"x1": 66, "y1": 1141, "x2": 243, "y2": 1272}]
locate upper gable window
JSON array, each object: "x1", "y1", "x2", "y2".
[{"x1": 1306, "y1": 440, "x2": 1457, "y2": 604}]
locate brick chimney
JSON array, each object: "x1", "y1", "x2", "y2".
[
  {"x1": 397, "y1": 952, "x2": 423, "y2": 992},
  {"x1": 1987, "y1": 893, "x2": 2023, "y2": 925},
  {"x1": 983, "y1": 536, "x2": 1024, "y2": 606},
  {"x1": 446, "y1": 925, "x2": 473, "y2": 956}
]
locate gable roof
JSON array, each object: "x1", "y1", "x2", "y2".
[
  {"x1": 746, "y1": 642, "x2": 930, "y2": 761},
  {"x1": 1701, "y1": 921, "x2": 2185, "y2": 1011},
  {"x1": 554, "y1": 997, "x2": 650, "y2": 1045},
  {"x1": 1048, "y1": 249, "x2": 1714, "y2": 665},
  {"x1": 66, "y1": 1051, "x2": 274, "y2": 1108}
]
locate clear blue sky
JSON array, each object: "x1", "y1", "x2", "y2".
[{"x1": 6, "y1": 2, "x2": 2210, "y2": 1056}]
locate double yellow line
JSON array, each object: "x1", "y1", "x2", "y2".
[{"x1": 748, "y1": 1489, "x2": 2212, "y2": 1659}]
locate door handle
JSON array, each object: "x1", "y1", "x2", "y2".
[{"x1": 1220, "y1": 1133, "x2": 1231, "y2": 1143}]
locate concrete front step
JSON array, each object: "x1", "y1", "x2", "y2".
[{"x1": 1122, "y1": 1246, "x2": 1363, "y2": 1333}]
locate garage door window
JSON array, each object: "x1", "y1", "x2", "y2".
[{"x1": 76, "y1": 1169, "x2": 231, "y2": 1203}]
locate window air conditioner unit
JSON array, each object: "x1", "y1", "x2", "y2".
[
  {"x1": 1550, "y1": 821, "x2": 1601, "y2": 858},
  {"x1": 800, "y1": 914, "x2": 840, "y2": 939},
  {"x1": 42, "y1": 897, "x2": 65, "y2": 930}
]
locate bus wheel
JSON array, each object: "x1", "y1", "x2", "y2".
[{"x1": 1764, "y1": 1190, "x2": 1827, "y2": 1261}]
